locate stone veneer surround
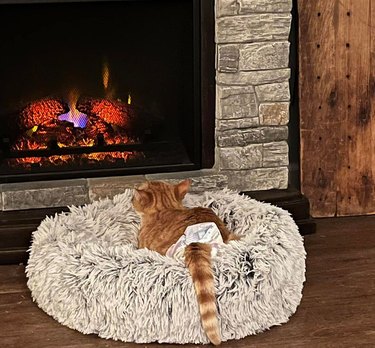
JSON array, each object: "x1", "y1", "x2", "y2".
[
  {"x1": 0, "y1": 0, "x2": 293, "y2": 211},
  {"x1": 214, "y1": 0, "x2": 292, "y2": 191}
]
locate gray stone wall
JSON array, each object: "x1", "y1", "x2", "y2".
[
  {"x1": 215, "y1": 0, "x2": 292, "y2": 191},
  {"x1": 0, "y1": 170, "x2": 227, "y2": 211}
]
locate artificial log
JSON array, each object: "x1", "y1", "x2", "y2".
[
  {"x1": 84, "y1": 115, "x2": 111, "y2": 139},
  {"x1": 10, "y1": 96, "x2": 143, "y2": 168},
  {"x1": 77, "y1": 98, "x2": 135, "y2": 128},
  {"x1": 19, "y1": 98, "x2": 68, "y2": 130}
]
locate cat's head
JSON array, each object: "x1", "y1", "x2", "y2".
[{"x1": 132, "y1": 179, "x2": 191, "y2": 214}]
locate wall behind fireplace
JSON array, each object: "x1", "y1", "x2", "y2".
[{"x1": 214, "y1": 0, "x2": 292, "y2": 191}]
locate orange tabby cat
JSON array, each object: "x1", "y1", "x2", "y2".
[{"x1": 133, "y1": 179, "x2": 239, "y2": 346}]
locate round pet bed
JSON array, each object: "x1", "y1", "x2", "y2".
[{"x1": 26, "y1": 189, "x2": 306, "y2": 344}]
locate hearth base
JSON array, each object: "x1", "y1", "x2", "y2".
[{"x1": 0, "y1": 185, "x2": 314, "y2": 264}]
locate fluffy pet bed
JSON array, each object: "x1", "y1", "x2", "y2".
[{"x1": 26, "y1": 189, "x2": 306, "y2": 344}]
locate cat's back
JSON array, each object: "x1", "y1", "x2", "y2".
[
  {"x1": 156, "y1": 206, "x2": 219, "y2": 225},
  {"x1": 143, "y1": 207, "x2": 209, "y2": 231},
  {"x1": 188, "y1": 207, "x2": 220, "y2": 221},
  {"x1": 139, "y1": 207, "x2": 221, "y2": 253}
]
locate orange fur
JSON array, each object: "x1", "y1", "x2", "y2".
[{"x1": 133, "y1": 180, "x2": 239, "y2": 345}]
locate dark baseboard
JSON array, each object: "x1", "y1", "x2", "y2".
[
  {"x1": 0, "y1": 207, "x2": 69, "y2": 265},
  {"x1": 0, "y1": 188, "x2": 315, "y2": 265},
  {"x1": 0, "y1": 248, "x2": 29, "y2": 265},
  {"x1": 242, "y1": 188, "x2": 316, "y2": 236}
]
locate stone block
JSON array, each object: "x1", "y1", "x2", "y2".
[
  {"x1": 216, "y1": 14, "x2": 292, "y2": 43},
  {"x1": 218, "y1": 45, "x2": 239, "y2": 72},
  {"x1": 217, "y1": 129, "x2": 263, "y2": 148},
  {"x1": 263, "y1": 141, "x2": 289, "y2": 167},
  {"x1": 217, "y1": 126, "x2": 288, "y2": 147},
  {"x1": 146, "y1": 170, "x2": 229, "y2": 193},
  {"x1": 88, "y1": 175, "x2": 146, "y2": 201},
  {"x1": 217, "y1": 86, "x2": 257, "y2": 119},
  {"x1": 262, "y1": 126, "x2": 289, "y2": 143},
  {"x1": 255, "y1": 82, "x2": 290, "y2": 102},
  {"x1": 216, "y1": 0, "x2": 239, "y2": 17},
  {"x1": 216, "y1": 0, "x2": 292, "y2": 17},
  {"x1": 223, "y1": 167, "x2": 288, "y2": 191},
  {"x1": 259, "y1": 102, "x2": 289, "y2": 125},
  {"x1": 218, "y1": 144, "x2": 263, "y2": 170},
  {"x1": 216, "y1": 117, "x2": 259, "y2": 131},
  {"x1": 217, "y1": 69, "x2": 291, "y2": 86},
  {"x1": 240, "y1": 42, "x2": 290, "y2": 70},
  {"x1": 238, "y1": 0, "x2": 292, "y2": 14},
  {"x1": 1, "y1": 179, "x2": 89, "y2": 211}
]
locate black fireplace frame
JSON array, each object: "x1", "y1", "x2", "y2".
[{"x1": 0, "y1": 0, "x2": 215, "y2": 183}]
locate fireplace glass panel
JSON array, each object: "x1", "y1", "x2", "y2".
[{"x1": 0, "y1": 0, "x2": 201, "y2": 181}]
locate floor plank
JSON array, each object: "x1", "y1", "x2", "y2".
[{"x1": 0, "y1": 216, "x2": 374, "y2": 348}]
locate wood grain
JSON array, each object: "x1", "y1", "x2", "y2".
[
  {"x1": 299, "y1": 0, "x2": 375, "y2": 217},
  {"x1": 337, "y1": 0, "x2": 375, "y2": 215},
  {"x1": 299, "y1": 0, "x2": 340, "y2": 217},
  {"x1": 0, "y1": 216, "x2": 375, "y2": 347}
]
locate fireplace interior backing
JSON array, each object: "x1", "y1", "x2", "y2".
[{"x1": 0, "y1": 0, "x2": 212, "y2": 182}]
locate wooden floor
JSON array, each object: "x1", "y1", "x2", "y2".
[{"x1": 1, "y1": 216, "x2": 375, "y2": 348}]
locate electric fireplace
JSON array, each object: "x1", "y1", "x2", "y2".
[{"x1": 0, "y1": 0, "x2": 215, "y2": 182}]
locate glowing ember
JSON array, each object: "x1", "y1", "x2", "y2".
[
  {"x1": 11, "y1": 156, "x2": 43, "y2": 165},
  {"x1": 11, "y1": 137, "x2": 45, "y2": 166},
  {"x1": 105, "y1": 134, "x2": 134, "y2": 145},
  {"x1": 12, "y1": 136, "x2": 47, "y2": 151},
  {"x1": 87, "y1": 151, "x2": 138, "y2": 161},
  {"x1": 80, "y1": 138, "x2": 95, "y2": 147},
  {"x1": 25, "y1": 125, "x2": 39, "y2": 137}
]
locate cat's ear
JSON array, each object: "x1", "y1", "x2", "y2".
[
  {"x1": 175, "y1": 179, "x2": 191, "y2": 200},
  {"x1": 133, "y1": 189, "x2": 152, "y2": 207}
]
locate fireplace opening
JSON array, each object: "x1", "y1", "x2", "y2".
[{"x1": 0, "y1": 0, "x2": 215, "y2": 183}]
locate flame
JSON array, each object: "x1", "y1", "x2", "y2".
[
  {"x1": 103, "y1": 62, "x2": 110, "y2": 91},
  {"x1": 102, "y1": 61, "x2": 116, "y2": 99},
  {"x1": 69, "y1": 89, "x2": 79, "y2": 107},
  {"x1": 58, "y1": 89, "x2": 88, "y2": 128},
  {"x1": 128, "y1": 94, "x2": 131, "y2": 105}
]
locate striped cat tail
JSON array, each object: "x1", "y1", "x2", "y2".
[{"x1": 184, "y1": 242, "x2": 221, "y2": 345}]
